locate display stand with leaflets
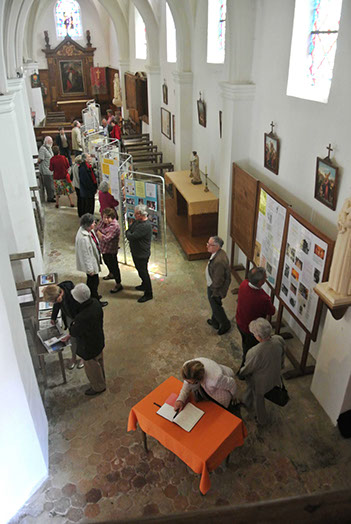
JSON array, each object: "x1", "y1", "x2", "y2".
[
  {"x1": 276, "y1": 210, "x2": 334, "y2": 378},
  {"x1": 82, "y1": 99, "x2": 101, "y2": 133}
]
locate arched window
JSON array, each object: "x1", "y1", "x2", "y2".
[
  {"x1": 207, "y1": 0, "x2": 227, "y2": 64},
  {"x1": 55, "y1": 0, "x2": 83, "y2": 39},
  {"x1": 287, "y1": 0, "x2": 343, "y2": 103},
  {"x1": 135, "y1": 7, "x2": 147, "y2": 60},
  {"x1": 166, "y1": 3, "x2": 177, "y2": 63}
]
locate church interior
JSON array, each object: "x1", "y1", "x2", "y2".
[{"x1": 1, "y1": 0, "x2": 351, "y2": 523}]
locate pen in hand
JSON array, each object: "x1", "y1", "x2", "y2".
[
  {"x1": 173, "y1": 409, "x2": 179, "y2": 420},
  {"x1": 153, "y1": 402, "x2": 161, "y2": 408}
]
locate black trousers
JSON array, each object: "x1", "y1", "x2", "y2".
[
  {"x1": 207, "y1": 287, "x2": 229, "y2": 327},
  {"x1": 132, "y1": 255, "x2": 152, "y2": 297},
  {"x1": 81, "y1": 197, "x2": 95, "y2": 216},
  {"x1": 237, "y1": 325, "x2": 259, "y2": 366},
  {"x1": 103, "y1": 253, "x2": 121, "y2": 284},
  {"x1": 61, "y1": 147, "x2": 72, "y2": 166},
  {"x1": 86, "y1": 273, "x2": 99, "y2": 300},
  {"x1": 75, "y1": 188, "x2": 84, "y2": 217}
]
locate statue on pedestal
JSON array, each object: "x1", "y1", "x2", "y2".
[
  {"x1": 112, "y1": 73, "x2": 122, "y2": 107},
  {"x1": 190, "y1": 151, "x2": 202, "y2": 185},
  {"x1": 327, "y1": 196, "x2": 351, "y2": 296}
]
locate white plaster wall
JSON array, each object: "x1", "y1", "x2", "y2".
[
  {"x1": 108, "y1": 17, "x2": 120, "y2": 67},
  {"x1": 191, "y1": 2, "x2": 226, "y2": 187},
  {"x1": 33, "y1": 0, "x2": 109, "y2": 68},
  {"x1": 0, "y1": 177, "x2": 48, "y2": 524}
]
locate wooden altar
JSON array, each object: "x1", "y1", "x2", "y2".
[{"x1": 165, "y1": 171, "x2": 219, "y2": 260}]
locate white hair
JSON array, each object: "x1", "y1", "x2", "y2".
[
  {"x1": 44, "y1": 136, "x2": 53, "y2": 146},
  {"x1": 99, "y1": 181, "x2": 109, "y2": 192},
  {"x1": 135, "y1": 204, "x2": 148, "y2": 217},
  {"x1": 249, "y1": 318, "x2": 272, "y2": 340}
]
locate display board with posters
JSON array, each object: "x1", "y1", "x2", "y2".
[
  {"x1": 253, "y1": 185, "x2": 288, "y2": 290},
  {"x1": 278, "y1": 212, "x2": 334, "y2": 338}
]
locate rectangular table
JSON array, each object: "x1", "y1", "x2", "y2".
[
  {"x1": 128, "y1": 376, "x2": 247, "y2": 494},
  {"x1": 165, "y1": 171, "x2": 218, "y2": 237}
]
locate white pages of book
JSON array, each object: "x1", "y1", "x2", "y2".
[{"x1": 157, "y1": 402, "x2": 204, "y2": 432}]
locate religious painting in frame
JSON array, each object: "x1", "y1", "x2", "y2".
[
  {"x1": 172, "y1": 114, "x2": 175, "y2": 144},
  {"x1": 197, "y1": 97, "x2": 206, "y2": 128},
  {"x1": 59, "y1": 60, "x2": 85, "y2": 94},
  {"x1": 162, "y1": 81, "x2": 168, "y2": 105},
  {"x1": 31, "y1": 72, "x2": 41, "y2": 88},
  {"x1": 161, "y1": 108, "x2": 171, "y2": 140},
  {"x1": 314, "y1": 156, "x2": 339, "y2": 210},
  {"x1": 264, "y1": 133, "x2": 280, "y2": 175}
]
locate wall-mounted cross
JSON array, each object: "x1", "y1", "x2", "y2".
[
  {"x1": 326, "y1": 143, "x2": 333, "y2": 159},
  {"x1": 270, "y1": 121, "x2": 275, "y2": 134}
]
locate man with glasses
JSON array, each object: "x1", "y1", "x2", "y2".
[{"x1": 206, "y1": 236, "x2": 231, "y2": 335}]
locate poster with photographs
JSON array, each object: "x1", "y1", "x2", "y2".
[
  {"x1": 125, "y1": 179, "x2": 135, "y2": 196},
  {"x1": 254, "y1": 188, "x2": 287, "y2": 289},
  {"x1": 279, "y1": 216, "x2": 328, "y2": 332}
]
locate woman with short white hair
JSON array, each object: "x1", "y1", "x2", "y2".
[
  {"x1": 38, "y1": 136, "x2": 55, "y2": 202},
  {"x1": 239, "y1": 318, "x2": 285, "y2": 425}
]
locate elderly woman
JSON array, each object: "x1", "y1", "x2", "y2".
[
  {"x1": 75, "y1": 213, "x2": 108, "y2": 307},
  {"x1": 95, "y1": 208, "x2": 122, "y2": 293},
  {"x1": 43, "y1": 282, "x2": 83, "y2": 370},
  {"x1": 98, "y1": 181, "x2": 119, "y2": 218},
  {"x1": 71, "y1": 155, "x2": 83, "y2": 217},
  {"x1": 174, "y1": 357, "x2": 237, "y2": 413},
  {"x1": 49, "y1": 145, "x2": 74, "y2": 208},
  {"x1": 79, "y1": 153, "x2": 97, "y2": 215},
  {"x1": 38, "y1": 136, "x2": 55, "y2": 202},
  {"x1": 239, "y1": 318, "x2": 285, "y2": 425}
]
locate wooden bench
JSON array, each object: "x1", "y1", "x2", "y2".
[
  {"x1": 133, "y1": 162, "x2": 174, "y2": 175},
  {"x1": 132, "y1": 152, "x2": 164, "y2": 163},
  {"x1": 125, "y1": 144, "x2": 158, "y2": 153}
]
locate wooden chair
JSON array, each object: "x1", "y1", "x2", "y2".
[{"x1": 9, "y1": 251, "x2": 36, "y2": 307}]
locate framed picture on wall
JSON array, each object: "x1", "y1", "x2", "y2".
[
  {"x1": 264, "y1": 132, "x2": 280, "y2": 175},
  {"x1": 162, "y1": 81, "x2": 168, "y2": 105},
  {"x1": 172, "y1": 115, "x2": 175, "y2": 144},
  {"x1": 197, "y1": 97, "x2": 206, "y2": 128},
  {"x1": 314, "y1": 156, "x2": 339, "y2": 210},
  {"x1": 161, "y1": 108, "x2": 171, "y2": 140},
  {"x1": 59, "y1": 60, "x2": 85, "y2": 94}
]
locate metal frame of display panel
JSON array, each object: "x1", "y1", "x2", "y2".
[{"x1": 99, "y1": 149, "x2": 167, "y2": 277}]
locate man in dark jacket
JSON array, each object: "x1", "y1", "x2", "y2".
[
  {"x1": 206, "y1": 236, "x2": 231, "y2": 335},
  {"x1": 79, "y1": 153, "x2": 97, "y2": 215},
  {"x1": 43, "y1": 281, "x2": 82, "y2": 369},
  {"x1": 69, "y1": 283, "x2": 106, "y2": 396},
  {"x1": 126, "y1": 204, "x2": 153, "y2": 303}
]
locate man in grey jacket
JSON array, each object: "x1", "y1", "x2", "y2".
[
  {"x1": 126, "y1": 204, "x2": 153, "y2": 303},
  {"x1": 239, "y1": 318, "x2": 285, "y2": 425},
  {"x1": 206, "y1": 236, "x2": 231, "y2": 335},
  {"x1": 38, "y1": 136, "x2": 55, "y2": 202}
]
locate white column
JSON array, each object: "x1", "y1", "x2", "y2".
[
  {"x1": 145, "y1": 65, "x2": 161, "y2": 147},
  {"x1": 218, "y1": 83, "x2": 256, "y2": 249},
  {"x1": 311, "y1": 310, "x2": 351, "y2": 424},
  {"x1": 172, "y1": 71, "x2": 193, "y2": 171},
  {"x1": 8, "y1": 78, "x2": 37, "y2": 186},
  {"x1": 0, "y1": 94, "x2": 43, "y2": 278},
  {"x1": 116, "y1": 59, "x2": 130, "y2": 120}
]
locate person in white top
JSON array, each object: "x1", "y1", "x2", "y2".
[{"x1": 174, "y1": 357, "x2": 237, "y2": 412}]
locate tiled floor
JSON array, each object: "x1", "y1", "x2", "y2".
[{"x1": 10, "y1": 199, "x2": 351, "y2": 523}]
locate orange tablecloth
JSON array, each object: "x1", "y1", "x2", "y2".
[{"x1": 127, "y1": 376, "x2": 247, "y2": 494}]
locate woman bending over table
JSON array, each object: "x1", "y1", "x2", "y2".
[{"x1": 174, "y1": 357, "x2": 237, "y2": 412}]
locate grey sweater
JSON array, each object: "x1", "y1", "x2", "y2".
[{"x1": 126, "y1": 219, "x2": 152, "y2": 258}]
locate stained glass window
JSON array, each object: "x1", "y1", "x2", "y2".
[
  {"x1": 166, "y1": 3, "x2": 177, "y2": 63},
  {"x1": 55, "y1": 0, "x2": 83, "y2": 39},
  {"x1": 207, "y1": 0, "x2": 227, "y2": 64},
  {"x1": 135, "y1": 7, "x2": 147, "y2": 60},
  {"x1": 308, "y1": 0, "x2": 342, "y2": 87}
]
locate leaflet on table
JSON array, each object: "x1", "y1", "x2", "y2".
[
  {"x1": 157, "y1": 398, "x2": 204, "y2": 432},
  {"x1": 279, "y1": 216, "x2": 328, "y2": 332},
  {"x1": 39, "y1": 301, "x2": 53, "y2": 311},
  {"x1": 37, "y1": 325, "x2": 66, "y2": 352},
  {"x1": 40, "y1": 273, "x2": 56, "y2": 286},
  {"x1": 254, "y1": 189, "x2": 286, "y2": 288}
]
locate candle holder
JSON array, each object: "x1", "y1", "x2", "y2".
[{"x1": 204, "y1": 173, "x2": 209, "y2": 192}]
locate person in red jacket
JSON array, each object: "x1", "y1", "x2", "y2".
[
  {"x1": 236, "y1": 267, "x2": 275, "y2": 366},
  {"x1": 49, "y1": 146, "x2": 74, "y2": 208},
  {"x1": 109, "y1": 119, "x2": 121, "y2": 141}
]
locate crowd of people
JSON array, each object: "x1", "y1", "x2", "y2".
[{"x1": 39, "y1": 112, "x2": 286, "y2": 423}]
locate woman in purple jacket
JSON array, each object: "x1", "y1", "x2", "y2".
[{"x1": 95, "y1": 208, "x2": 122, "y2": 293}]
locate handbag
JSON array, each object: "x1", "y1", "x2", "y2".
[{"x1": 264, "y1": 378, "x2": 289, "y2": 407}]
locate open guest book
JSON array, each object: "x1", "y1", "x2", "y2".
[{"x1": 156, "y1": 393, "x2": 204, "y2": 432}]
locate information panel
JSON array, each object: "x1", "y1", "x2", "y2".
[
  {"x1": 279, "y1": 216, "x2": 328, "y2": 333},
  {"x1": 254, "y1": 188, "x2": 287, "y2": 289}
]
